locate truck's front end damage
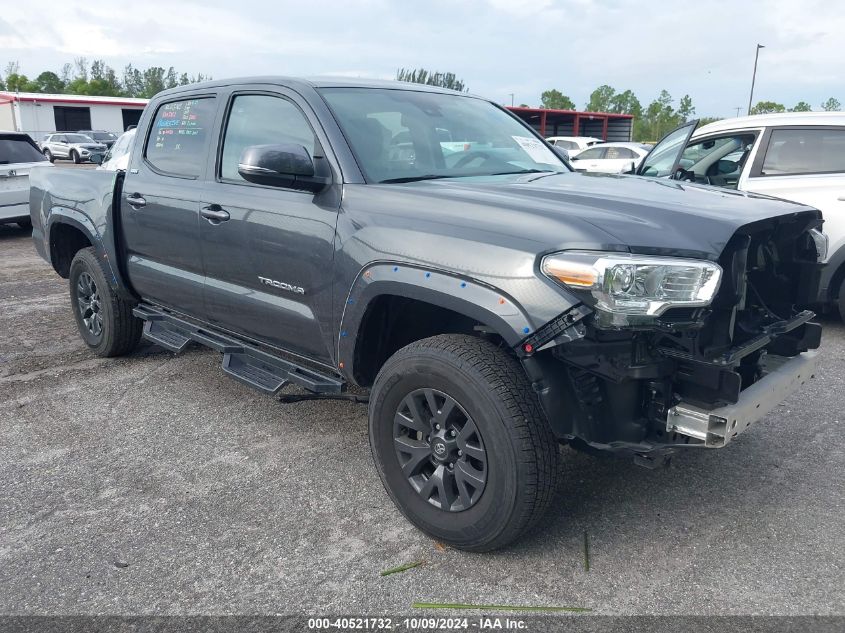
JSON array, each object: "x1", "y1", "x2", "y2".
[{"x1": 521, "y1": 211, "x2": 824, "y2": 456}]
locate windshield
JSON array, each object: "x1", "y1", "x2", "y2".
[
  {"x1": 65, "y1": 134, "x2": 95, "y2": 143},
  {"x1": 0, "y1": 135, "x2": 48, "y2": 164},
  {"x1": 319, "y1": 88, "x2": 568, "y2": 183}
]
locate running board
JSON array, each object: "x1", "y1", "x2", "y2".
[{"x1": 132, "y1": 303, "x2": 343, "y2": 394}]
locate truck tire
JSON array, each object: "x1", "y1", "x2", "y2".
[
  {"x1": 71, "y1": 150, "x2": 81, "y2": 164},
  {"x1": 839, "y1": 277, "x2": 845, "y2": 321},
  {"x1": 68, "y1": 247, "x2": 142, "y2": 357},
  {"x1": 368, "y1": 334, "x2": 560, "y2": 551}
]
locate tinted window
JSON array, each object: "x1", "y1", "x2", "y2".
[
  {"x1": 65, "y1": 134, "x2": 93, "y2": 143},
  {"x1": 761, "y1": 128, "x2": 845, "y2": 176},
  {"x1": 146, "y1": 97, "x2": 216, "y2": 177},
  {"x1": 0, "y1": 135, "x2": 48, "y2": 164},
  {"x1": 320, "y1": 88, "x2": 566, "y2": 183},
  {"x1": 576, "y1": 147, "x2": 605, "y2": 160},
  {"x1": 605, "y1": 146, "x2": 635, "y2": 159},
  {"x1": 220, "y1": 94, "x2": 316, "y2": 182}
]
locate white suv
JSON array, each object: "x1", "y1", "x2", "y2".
[
  {"x1": 637, "y1": 113, "x2": 845, "y2": 315},
  {"x1": 0, "y1": 131, "x2": 52, "y2": 227}
]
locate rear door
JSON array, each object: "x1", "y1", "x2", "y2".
[
  {"x1": 50, "y1": 135, "x2": 70, "y2": 159},
  {"x1": 745, "y1": 125, "x2": 845, "y2": 263},
  {"x1": 197, "y1": 86, "x2": 341, "y2": 363},
  {"x1": 120, "y1": 94, "x2": 220, "y2": 317},
  {"x1": 570, "y1": 146, "x2": 606, "y2": 172}
]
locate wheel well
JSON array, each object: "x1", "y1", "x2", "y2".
[
  {"x1": 352, "y1": 295, "x2": 507, "y2": 387},
  {"x1": 50, "y1": 223, "x2": 92, "y2": 278}
]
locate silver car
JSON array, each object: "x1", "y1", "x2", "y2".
[
  {"x1": 40, "y1": 133, "x2": 107, "y2": 164},
  {"x1": 0, "y1": 131, "x2": 52, "y2": 227}
]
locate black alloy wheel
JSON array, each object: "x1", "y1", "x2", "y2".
[
  {"x1": 393, "y1": 387, "x2": 487, "y2": 512},
  {"x1": 76, "y1": 271, "x2": 103, "y2": 338}
]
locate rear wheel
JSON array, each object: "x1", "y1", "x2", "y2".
[
  {"x1": 368, "y1": 334, "x2": 560, "y2": 551},
  {"x1": 69, "y1": 247, "x2": 142, "y2": 357},
  {"x1": 71, "y1": 149, "x2": 81, "y2": 164}
]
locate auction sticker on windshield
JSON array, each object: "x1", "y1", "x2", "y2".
[{"x1": 512, "y1": 136, "x2": 557, "y2": 164}]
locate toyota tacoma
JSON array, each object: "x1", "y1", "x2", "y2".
[{"x1": 29, "y1": 77, "x2": 824, "y2": 551}]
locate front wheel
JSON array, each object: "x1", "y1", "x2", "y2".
[
  {"x1": 69, "y1": 247, "x2": 142, "y2": 357},
  {"x1": 368, "y1": 334, "x2": 560, "y2": 551},
  {"x1": 43, "y1": 149, "x2": 54, "y2": 162},
  {"x1": 71, "y1": 150, "x2": 81, "y2": 164}
]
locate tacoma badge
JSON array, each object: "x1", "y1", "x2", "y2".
[{"x1": 258, "y1": 276, "x2": 305, "y2": 295}]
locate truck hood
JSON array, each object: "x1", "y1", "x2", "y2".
[{"x1": 376, "y1": 172, "x2": 821, "y2": 260}]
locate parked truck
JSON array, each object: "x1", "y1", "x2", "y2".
[{"x1": 30, "y1": 77, "x2": 824, "y2": 551}]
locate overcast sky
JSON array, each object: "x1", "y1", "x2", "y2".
[{"x1": 1, "y1": 0, "x2": 842, "y2": 117}]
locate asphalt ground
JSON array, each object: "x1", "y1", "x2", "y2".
[{"x1": 0, "y1": 217, "x2": 843, "y2": 616}]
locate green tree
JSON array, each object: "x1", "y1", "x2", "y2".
[
  {"x1": 791, "y1": 101, "x2": 812, "y2": 112},
  {"x1": 678, "y1": 94, "x2": 695, "y2": 121},
  {"x1": 123, "y1": 64, "x2": 144, "y2": 97},
  {"x1": 4, "y1": 72, "x2": 30, "y2": 92},
  {"x1": 750, "y1": 101, "x2": 786, "y2": 114},
  {"x1": 395, "y1": 68, "x2": 467, "y2": 92},
  {"x1": 540, "y1": 88, "x2": 575, "y2": 110},
  {"x1": 30, "y1": 71, "x2": 64, "y2": 93},
  {"x1": 609, "y1": 89, "x2": 642, "y2": 118},
  {"x1": 585, "y1": 84, "x2": 615, "y2": 112},
  {"x1": 821, "y1": 97, "x2": 841, "y2": 111},
  {"x1": 141, "y1": 67, "x2": 166, "y2": 97}
]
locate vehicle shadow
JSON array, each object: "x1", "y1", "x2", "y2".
[{"x1": 0, "y1": 224, "x2": 32, "y2": 240}]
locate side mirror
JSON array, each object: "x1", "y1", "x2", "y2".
[
  {"x1": 624, "y1": 161, "x2": 636, "y2": 174},
  {"x1": 90, "y1": 153, "x2": 104, "y2": 165},
  {"x1": 238, "y1": 143, "x2": 330, "y2": 192}
]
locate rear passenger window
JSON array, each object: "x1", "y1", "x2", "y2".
[
  {"x1": 761, "y1": 128, "x2": 845, "y2": 176},
  {"x1": 220, "y1": 94, "x2": 316, "y2": 182},
  {"x1": 145, "y1": 97, "x2": 216, "y2": 177}
]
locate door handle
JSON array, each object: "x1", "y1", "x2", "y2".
[
  {"x1": 201, "y1": 205, "x2": 230, "y2": 224},
  {"x1": 126, "y1": 193, "x2": 146, "y2": 208}
]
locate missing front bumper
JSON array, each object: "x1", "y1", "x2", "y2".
[{"x1": 666, "y1": 351, "x2": 819, "y2": 448}]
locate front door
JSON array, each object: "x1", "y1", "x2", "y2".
[
  {"x1": 120, "y1": 95, "x2": 219, "y2": 317},
  {"x1": 198, "y1": 89, "x2": 340, "y2": 364}
]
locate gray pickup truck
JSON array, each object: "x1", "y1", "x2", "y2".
[{"x1": 30, "y1": 77, "x2": 824, "y2": 551}]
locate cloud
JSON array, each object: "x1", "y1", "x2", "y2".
[{"x1": 1, "y1": 0, "x2": 842, "y2": 117}]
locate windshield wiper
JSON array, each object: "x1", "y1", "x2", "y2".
[
  {"x1": 378, "y1": 174, "x2": 461, "y2": 184},
  {"x1": 490, "y1": 169, "x2": 557, "y2": 176}
]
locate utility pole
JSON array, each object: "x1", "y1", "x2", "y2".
[
  {"x1": 747, "y1": 44, "x2": 765, "y2": 115},
  {"x1": 734, "y1": 107, "x2": 742, "y2": 117},
  {"x1": 508, "y1": 93, "x2": 514, "y2": 107}
]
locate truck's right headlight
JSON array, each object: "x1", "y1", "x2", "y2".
[{"x1": 542, "y1": 251, "x2": 722, "y2": 326}]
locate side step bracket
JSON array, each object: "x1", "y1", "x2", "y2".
[{"x1": 132, "y1": 303, "x2": 343, "y2": 395}]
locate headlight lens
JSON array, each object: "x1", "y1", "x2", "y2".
[{"x1": 542, "y1": 251, "x2": 722, "y2": 324}]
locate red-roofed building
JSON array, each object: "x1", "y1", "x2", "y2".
[{"x1": 507, "y1": 106, "x2": 634, "y2": 142}]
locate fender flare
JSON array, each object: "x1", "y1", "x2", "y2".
[
  {"x1": 45, "y1": 209, "x2": 132, "y2": 299},
  {"x1": 336, "y1": 261, "x2": 535, "y2": 379}
]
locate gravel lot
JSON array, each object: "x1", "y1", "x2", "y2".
[{"x1": 1, "y1": 221, "x2": 843, "y2": 616}]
